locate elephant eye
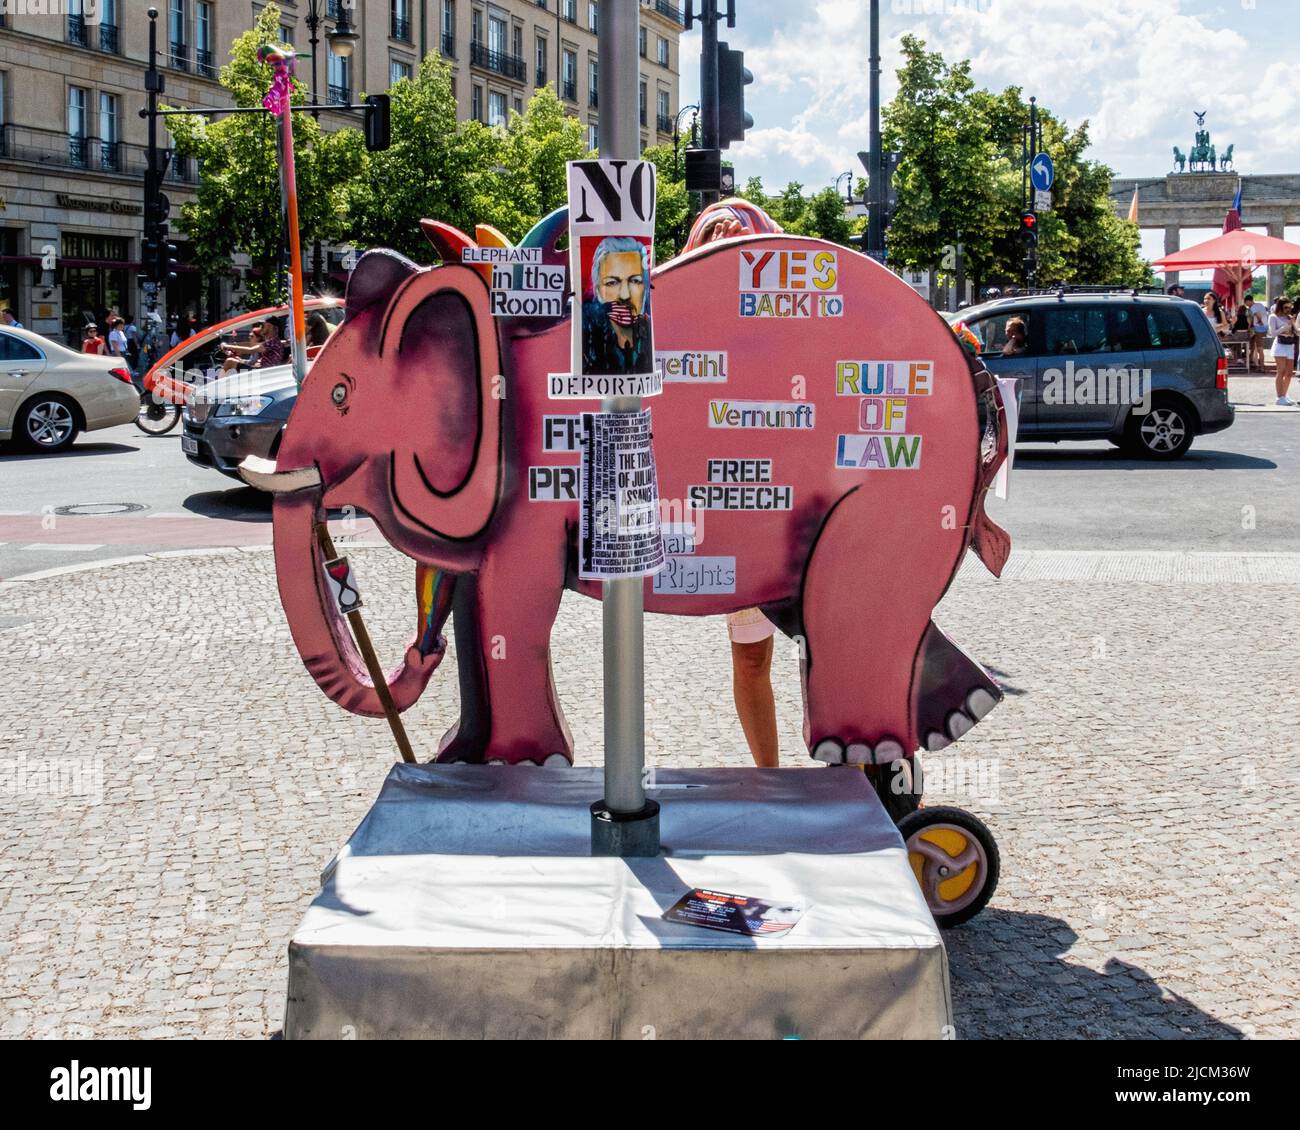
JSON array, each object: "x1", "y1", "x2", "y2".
[{"x1": 331, "y1": 383, "x2": 348, "y2": 406}]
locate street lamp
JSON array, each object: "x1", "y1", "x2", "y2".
[
  {"x1": 673, "y1": 103, "x2": 699, "y2": 181},
  {"x1": 834, "y1": 170, "x2": 856, "y2": 204},
  {"x1": 329, "y1": 3, "x2": 359, "y2": 58}
]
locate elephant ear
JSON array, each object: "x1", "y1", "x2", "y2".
[
  {"x1": 345, "y1": 249, "x2": 420, "y2": 321},
  {"x1": 379, "y1": 263, "x2": 504, "y2": 543}
]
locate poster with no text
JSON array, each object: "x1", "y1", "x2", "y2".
[{"x1": 578, "y1": 409, "x2": 665, "y2": 580}]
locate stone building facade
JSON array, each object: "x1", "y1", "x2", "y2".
[{"x1": 0, "y1": 0, "x2": 683, "y2": 343}]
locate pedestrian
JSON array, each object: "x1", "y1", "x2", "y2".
[
  {"x1": 1249, "y1": 293, "x2": 1270, "y2": 370},
  {"x1": 1, "y1": 308, "x2": 22, "y2": 329},
  {"x1": 1166, "y1": 283, "x2": 1186, "y2": 299},
  {"x1": 1201, "y1": 291, "x2": 1229, "y2": 338},
  {"x1": 1232, "y1": 302, "x2": 1250, "y2": 333},
  {"x1": 81, "y1": 323, "x2": 106, "y2": 355},
  {"x1": 306, "y1": 311, "x2": 334, "y2": 348},
  {"x1": 1268, "y1": 296, "x2": 1296, "y2": 406},
  {"x1": 686, "y1": 198, "x2": 788, "y2": 767},
  {"x1": 123, "y1": 314, "x2": 140, "y2": 373},
  {"x1": 107, "y1": 317, "x2": 129, "y2": 363}
]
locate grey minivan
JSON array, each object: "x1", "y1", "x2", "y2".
[{"x1": 958, "y1": 293, "x2": 1234, "y2": 458}]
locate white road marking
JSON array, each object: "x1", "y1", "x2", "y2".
[{"x1": 19, "y1": 544, "x2": 105, "y2": 553}]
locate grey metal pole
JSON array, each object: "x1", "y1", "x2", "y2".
[
  {"x1": 700, "y1": 1, "x2": 720, "y2": 207},
  {"x1": 591, "y1": 0, "x2": 659, "y2": 856},
  {"x1": 867, "y1": 0, "x2": 883, "y2": 257}
]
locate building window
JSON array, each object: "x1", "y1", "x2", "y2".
[
  {"x1": 99, "y1": 91, "x2": 119, "y2": 171},
  {"x1": 489, "y1": 91, "x2": 507, "y2": 127},
  {"x1": 535, "y1": 35, "x2": 548, "y2": 85},
  {"x1": 514, "y1": 96, "x2": 523, "y2": 115},
  {"x1": 471, "y1": 84, "x2": 483, "y2": 122},
  {"x1": 657, "y1": 36, "x2": 669, "y2": 67},
  {"x1": 168, "y1": 0, "x2": 187, "y2": 69},
  {"x1": 588, "y1": 58, "x2": 598, "y2": 108},
  {"x1": 488, "y1": 14, "x2": 506, "y2": 55},
  {"x1": 588, "y1": 122, "x2": 598, "y2": 151},
  {"x1": 67, "y1": 0, "x2": 89, "y2": 48},
  {"x1": 67, "y1": 86, "x2": 89, "y2": 168},
  {"x1": 562, "y1": 49, "x2": 577, "y2": 101},
  {"x1": 196, "y1": 2, "x2": 215, "y2": 77},
  {"x1": 562, "y1": 0, "x2": 576, "y2": 23},
  {"x1": 391, "y1": 0, "x2": 412, "y2": 42},
  {"x1": 328, "y1": 48, "x2": 351, "y2": 103},
  {"x1": 391, "y1": 59, "x2": 412, "y2": 86},
  {"x1": 588, "y1": 0, "x2": 598, "y2": 33},
  {"x1": 639, "y1": 26, "x2": 647, "y2": 58},
  {"x1": 442, "y1": 0, "x2": 456, "y2": 57},
  {"x1": 99, "y1": 0, "x2": 120, "y2": 53},
  {"x1": 638, "y1": 78, "x2": 646, "y2": 127},
  {"x1": 281, "y1": 24, "x2": 295, "y2": 47}
]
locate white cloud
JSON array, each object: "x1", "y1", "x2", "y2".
[{"x1": 685, "y1": 0, "x2": 1297, "y2": 189}]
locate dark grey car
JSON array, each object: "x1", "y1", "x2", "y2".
[
  {"x1": 181, "y1": 364, "x2": 297, "y2": 480},
  {"x1": 959, "y1": 293, "x2": 1234, "y2": 458}
]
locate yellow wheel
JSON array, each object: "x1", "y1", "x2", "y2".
[{"x1": 897, "y1": 806, "x2": 999, "y2": 928}]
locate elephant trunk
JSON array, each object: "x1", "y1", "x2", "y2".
[{"x1": 271, "y1": 489, "x2": 449, "y2": 718}]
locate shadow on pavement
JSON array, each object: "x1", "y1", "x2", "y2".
[
  {"x1": 0, "y1": 441, "x2": 140, "y2": 461},
  {"x1": 183, "y1": 486, "x2": 273, "y2": 522},
  {"x1": 945, "y1": 908, "x2": 1244, "y2": 1039},
  {"x1": 1013, "y1": 446, "x2": 1274, "y2": 472}
]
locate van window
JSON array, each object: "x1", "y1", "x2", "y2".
[
  {"x1": 1106, "y1": 306, "x2": 1148, "y2": 352},
  {"x1": 0, "y1": 332, "x2": 43, "y2": 363},
  {"x1": 968, "y1": 311, "x2": 1032, "y2": 357},
  {"x1": 1040, "y1": 306, "x2": 1109, "y2": 355},
  {"x1": 1145, "y1": 307, "x2": 1196, "y2": 350}
]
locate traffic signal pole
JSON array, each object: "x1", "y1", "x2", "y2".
[
  {"x1": 699, "y1": 2, "x2": 721, "y2": 206},
  {"x1": 867, "y1": 0, "x2": 883, "y2": 258}
]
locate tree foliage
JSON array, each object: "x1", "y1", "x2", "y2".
[
  {"x1": 882, "y1": 35, "x2": 1149, "y2": 289},
  {"x1": 166, "y1": 3, "x2": 364, "y2": 305}
]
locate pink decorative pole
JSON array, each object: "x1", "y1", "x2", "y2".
[{"x1": 260, "y1": 45, "x2": 308, "y2": 388}]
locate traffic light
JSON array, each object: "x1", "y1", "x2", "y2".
[
  {"x1": 1019, "y1": 211, "x2": 1038, "y2": 246},
  {"x1": 685, "y1": 147, "x2": 722, "y2": 194},
  {"x1": 717, "y1": 43, "x2": 753, "y2": 150},
  {"x1": 364, "y1": 94, "x2": 391, "y2": 152},
  {"x1": 157, "y1": 234, "x2": 178, "y2": 285}
]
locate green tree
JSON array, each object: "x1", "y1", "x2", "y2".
[
  {"x1": 883, "y1": 36, "x2": 1150, "y2": 290},
  {"x1": 166, "y1": 3, "x2": 364, "y2": 305}
]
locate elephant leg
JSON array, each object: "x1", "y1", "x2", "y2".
[
  {"x1": 434, "y1": 575, "x2": 491, "y2": 764},
  {"x1": 436, "y1": 546, "x2": 573, "y2": 767},
  {"x1": 798, "y1": 492, "x2": 938, "y2": 765}
]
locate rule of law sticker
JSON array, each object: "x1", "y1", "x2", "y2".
[
  {"x1": 322, "y1": 556, "x2": 363, "y2": 615},
  {"x1": 663, "y1": 889, "x2": 806, "y2": 938}
]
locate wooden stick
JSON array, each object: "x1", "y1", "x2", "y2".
[{"x1": 316, "y1": 523, "x2": 417, "y2": 765}]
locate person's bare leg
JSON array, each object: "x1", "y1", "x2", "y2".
[
  {"x1": 732, "y1": 637, "x2": 778, "y2": 767},
  {"x1": 1277, "y1": 358, "x2": 1294, "y2": 399}
]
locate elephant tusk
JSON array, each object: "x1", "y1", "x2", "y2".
[{"x1": 239, "y1": 454, "x2": 323, "y2": 494}]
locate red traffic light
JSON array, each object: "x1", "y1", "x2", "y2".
[{"x1": 1020, "y1": 212, "x2": 1037, "y2": 230}]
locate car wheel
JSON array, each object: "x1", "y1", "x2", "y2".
[
  {"x1": 1124, "y1": 397, "x2": 1195, "y2": 460},
  {"x1": 18, "y1": 394, "x2": 80, "y2": 453}
]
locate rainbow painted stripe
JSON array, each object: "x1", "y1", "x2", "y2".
[{"x1": 416, "y1": 565, "x2": 456, "y2": 658}]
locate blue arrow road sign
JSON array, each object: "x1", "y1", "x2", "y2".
[{"x1": 1031, "y1": 153, "x2": 1055, "y2": 192}]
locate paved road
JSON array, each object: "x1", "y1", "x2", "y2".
[
  {"x1": 3, "y1": 404, "x2": 1298, "y2": 582},
  {"x1": 1, "y1": 547, "x2": 1295, "y2": 1038}
]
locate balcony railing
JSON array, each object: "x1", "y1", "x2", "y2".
[
  {"x1": 589, "y1": 87, "x2": 598, "y2": 109},
  {"x1": 328, "y1": 0, "x2": 343, "y2": 18},
  {"x1": 1, "y1": 124, "x2": 199, "y2": 181},
  {"x1": 67, "y1": 14, "x2": 89, "y2": 47},
  {"x1": 469, "y1": 42, "x2": 526, "y2": 82},
  {"x1": 391, "y1": 14, "x2": 411, "y2": 41},
  {"x1": 441, "y1": 32, "x2": 456, "y2": 58},
  {"x1": 561, "y1": 78, "x2": 577, "y2": 102},
  {"x1": 654, "y1": 0, "x2": 683, "y2": 25},
  {"x1": 657, "y1": 113, "x2": 673, "y2": 135},
  {"x1": 100, "y1": 22, "x2": 120, "y2": 54},
  {"x1": 536, "y1": 67, "x2": 547, "y2": 87},
  {"x1": 328, "y1": 84, "x2": 351, "y2": 105},
  {"x1": 196, "y1": 49, "x2": 215, "y2": 79},
  {"x1": 68, "y1": 134, "x2": 89, "y2": 168},
  {"x1": 169, "y1": 41, "x2": 189, "y2": 70}
]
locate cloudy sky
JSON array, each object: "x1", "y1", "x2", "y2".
[{"x1": 679, "y1": 0, "x2": 1300, "y2": 270}]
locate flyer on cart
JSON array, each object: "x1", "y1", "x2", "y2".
[{"x1": 663, "y1": 888, "x2": 807, "y2": 938}]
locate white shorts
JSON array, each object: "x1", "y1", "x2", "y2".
[
  {"x1": 727, "y1": 607, "x2": 776, "y2": 644},
  {"x1": 1273, "y1": 341, "x2": 1297, "y2": 361}
]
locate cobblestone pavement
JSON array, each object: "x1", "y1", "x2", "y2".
[{"x1": 1, "y1": 546, "x2": 1297, "y2": 1039}]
